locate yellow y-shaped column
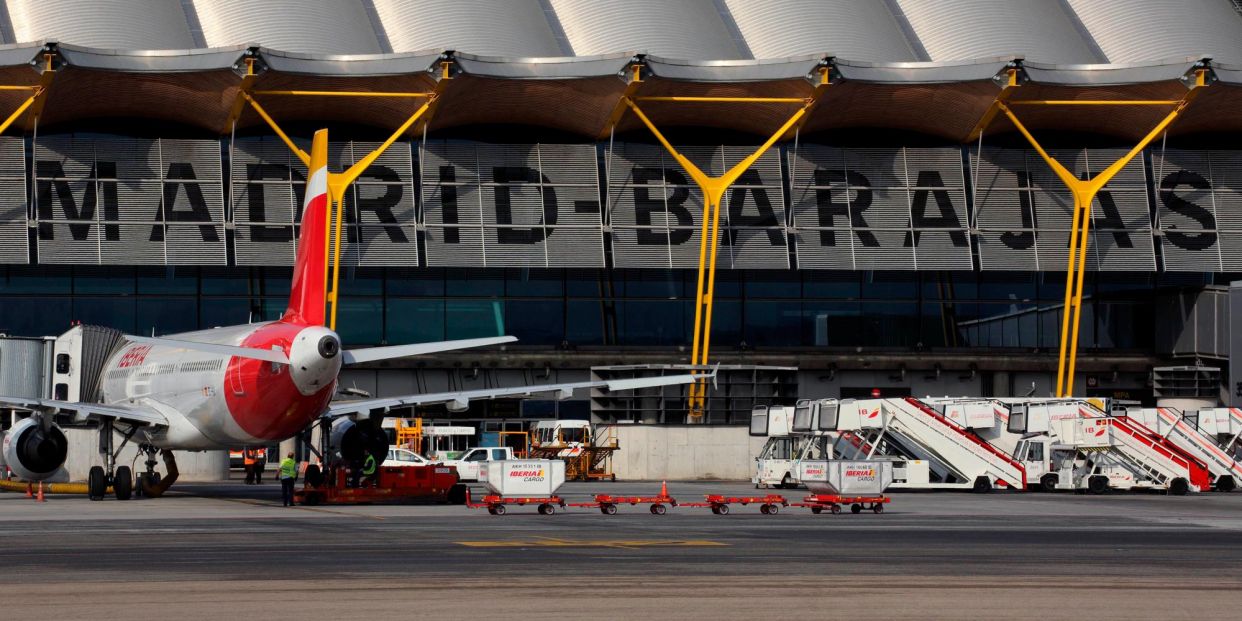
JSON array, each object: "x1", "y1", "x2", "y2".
[
  {"x1": 622, "y1": 91, "x2": 821, "y2": 421},
  {"x1": 991, "y1": 70, "x2": 1207, "y2": 396}
]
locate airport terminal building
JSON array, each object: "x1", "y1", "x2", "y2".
[{"x1": 1, "y1": 0, "x2": 1242, "y2": 436}]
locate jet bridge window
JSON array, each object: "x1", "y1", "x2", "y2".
[{"x1": 55, "y1": 354, "x2": 70, "y2": 374}]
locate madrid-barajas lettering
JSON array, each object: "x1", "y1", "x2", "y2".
[
  {"x1": 1158, "y1": 169, "x2": 1217, "y2": 251},
  {"x1": 991, "y1": 171, "x2": 1135, "y2": 251},
  {"x1": 630, "y1": 167, "x2": 781, "y2": 245},
  {"x1": 436, "y1": 165, "x2": 600, "y2": 243},
  {"x1": 36, "y1": 160, "x2": 219, "y2": 242},
  {"x1": 244, "y1": 163, "x2": 409, "y2": 243},
  {"x1": 809, "y1": 169, "x2": 968, "y2": 248}
]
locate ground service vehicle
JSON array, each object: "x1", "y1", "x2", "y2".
[{"x1": 442, "y1": 447, "x2": 514, "y2": 481}]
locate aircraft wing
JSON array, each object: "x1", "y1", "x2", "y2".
[
  {"x1": 0, "y1": 396, "x2": 167, "y2": 428},
  {"x1": 323, "y1": 371, "x2": 705, "y2": 420}
]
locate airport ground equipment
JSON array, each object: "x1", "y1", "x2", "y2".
[
  {"x1": 750, "y1": 404, "x2": 802, "y2": 488},
  {"x1": 796, "y1": 460, "x2": 894, "y2": 496},
  {"x1": 467, "y1": 459, "x2": 568, "y2": 515},
  {"x1": 1189, "y1": 408, "x2": 1242, "y2": 458},
  {"x1": 680, "y1": 494, "x2": 789, "y2": 515},
  {"x1": 294, "y1": 463, "x2": 462, "y2": 506},
  {"x1": 1007, "y1": 404, "x2": 1207, "y2": 494},
  {"x1": 569, "y1": 481, "x2": 679, "y2": 515},
  {"x1": 528, "y1": 420, "x2": 617, "y2": 481},
  {"x1": 828, "y1": 398, "x2": 1026, "y2": 491},
  {"x1": 792, "y1": 494, "x2": 890, "y2": 515},
  {"x1": 1123, "y1": 407, "x2": 1241, "y2": 492}
]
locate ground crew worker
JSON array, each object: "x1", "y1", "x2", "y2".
[
  {"x1": 279, "y1": 452, "x2": 298, "y2": 507},
  {"x1": 252, "y1": 448, "x2": 265, "y2": 484},
  {"x1": 243, "y1": 448, "x2": 257, "y2": 484}
]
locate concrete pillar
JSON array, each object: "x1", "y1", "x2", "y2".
[{"x1": 992, "y1": 371, "x2": 1011, "y2": 398}]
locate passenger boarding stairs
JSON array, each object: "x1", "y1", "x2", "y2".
[
  {"x1": 849, "y1": 398, "x2": 1026, "y2": 490},
  {"x1": 1124, "y1": 407, "x2": 1236, "y2": 491},
  {"x1": 1065, "y1": 414, "x2": 1209, "y2": 493}
]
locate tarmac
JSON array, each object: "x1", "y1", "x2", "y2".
[{"x1": 2, "y1": 478, "x2": 1241, "y2": 620}]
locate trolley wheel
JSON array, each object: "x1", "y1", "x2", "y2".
[
  {"x1": 113, "y1": 465, "x2": 133, "y2": 501},
  {"x1": 88, "y1": 466, "x2": 107, "y2": 501},
  {"x1": 872, "y1": 503, "x2": 884, "y2": 514},
  {"x1": 602, "y1": 504, "x2": 617, "y2": 515},
  {"x1": 759, "y1": 504, "x2": 770, "y2": 515},
  {"x1": 651, "y1": 504, "x2": 667, "y2": 515},
  {"x1": 710, "y1": 505, "x2": 720, "y2": 515},
  {"x1": 492, "y1": 504, "x2": 506, "y2": 516},
  {"x1": 302, "y1": 492, "x2": 321, "y2": 506},
  {"x1": 850, "y1": 503, "x2": 862, "y2": 514},
  {"x1": 829, "y1": 504, "x2": 842, "y2": 515},
  {"x1": 811, "y1": 507, "x2": 823, "y2": 515},
  {"x1": 766, "y1": 504, "x2": 779, "y2": 515},
  {"x1": 487, "y1": 507, "x2": 496, "y2": 515},
  {"x1": 716, "y1": 504, "x2": 730, "y2": 516}
]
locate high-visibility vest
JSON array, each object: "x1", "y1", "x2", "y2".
[
  {"x1": 243, "y1": 450, "x2": 256, "y2": 466},
  {"x1": 362, "y1": 454, "x2": 377, "y2": 476},
  {"x1": 279, "y1": 458, "x2": 297, "y2": 479}
]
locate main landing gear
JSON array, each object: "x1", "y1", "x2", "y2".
[
  {"x1": 88, "y1": 419, "x2": 138, "y2": 501},
  {"x1": 87, "y1": 420, "x2": 178, "y2": 500}
]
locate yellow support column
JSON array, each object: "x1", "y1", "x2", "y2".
[
  {"x1": 237, "y1": 84, "x2": 446, "y2": 328},
  {"x1": 621, "y1": 88, "x2": 822, "y2": 421},
  {"x1": 973, "y1": 69, "x2": 1208, "y2": 397}
]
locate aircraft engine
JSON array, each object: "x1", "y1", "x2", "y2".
[
  {"x1": 328, "y1": 418, "x2": 387, "y2": 465},
  {"x1": 2, "y1": 417, "x2": 68, "y2": 481}
]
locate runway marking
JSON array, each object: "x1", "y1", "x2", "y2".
[{"x1": 456, "y1": 537, "x2": 727, "y2": 549}]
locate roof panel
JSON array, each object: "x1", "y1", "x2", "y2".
[
  {"x1": 895, "y1": 0, "x2": 1105, "y2": 64},
  {"x1": 373, "y1": 0, "x2": 564, "y2": 57},
  {"x1": 548, "y1": 0, "x2": 745, "y2": 60},
  {"x1": 723, "y1": 0, "x2": 917, "y2": 61},
  {"x1": 1066, "y1": 0, "x2": 1242, "y2": 65},
  {"x1": 8, "y1": 0, "x2": 195, "y2": 50},
  {"x1": 192, "y1": 0, "x2": 381, "y2": 55}
]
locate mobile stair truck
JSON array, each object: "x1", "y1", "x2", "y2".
[
  {"x1": 1187, "y1": 407, "x2": 1242, "y2": 460},
  {"x1": 1005, "y1": 401, "x2": 1208, "y2": 494},
  {"x1": 826, "y1": 398, "x2": 1027, "y2": 492},
  {"x1": 1122, "y1": 407, "x2": 1241, "y2": 492},
  {"x1": 750, "y1": 404, "x2": 805, "y2": 489}
]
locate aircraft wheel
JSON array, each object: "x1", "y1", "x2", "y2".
[
  {"x1": 304, "y1": 465, "x2": 324, "y2": 488},
  {"x1": 113, "y1": 466, "x2": 133, "y2": 501},
  {"x1": 88, "y1": 466, "x2": 107, "y2": 501}
]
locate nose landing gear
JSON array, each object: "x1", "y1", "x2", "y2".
[{"x1": 138, "y1": 444, "x2": 178, "y2": 498}]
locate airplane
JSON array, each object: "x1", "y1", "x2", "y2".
[{"x1": 0, "y1": 129, "x2": 704, "y2": 500}]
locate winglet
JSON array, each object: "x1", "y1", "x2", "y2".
[{"x1": 283, "y1": 129, "x2": 330, "y2": 326}]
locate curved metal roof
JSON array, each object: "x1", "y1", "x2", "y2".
[
  {"x1": 192, "y1": 0, "x2": 382, "y2": 55},
  {"x1": 8, "y1": 0, "x2": 196, "y2": 51},
  {"x1": 724, "y1": 0, "x2": 919, "y2": 62},
  {"x1": 1067, "y1": 0, "x2": 1242, "y2": 64},
  {"x1": 0, "y1": 1, "x2": 1237, "y2": 142},
  {"x1": 547, "y1": 0, "x2": 745, "y2": 60},
  {"x1": 894, "y1": 0, "x2": 1106, "y2": 64}
]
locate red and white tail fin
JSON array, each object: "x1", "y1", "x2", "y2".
[{"x1": 283, "y1": 129, "x2": 330, "y2": 326}]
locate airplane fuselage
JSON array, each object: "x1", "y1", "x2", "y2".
[{"x1": 99, "y1": 321, "x2": 342, "y2": 450}]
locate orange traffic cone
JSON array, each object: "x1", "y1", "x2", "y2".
[
  {"x1": 25, "y1": 483, "x2": 33, "y2": 498},
  {"x1": 659, "y1": 480, "x2": 669, "y2": 499},
  {"x1": 35, "y1": 482, "x2": 45, "y2": 502}
]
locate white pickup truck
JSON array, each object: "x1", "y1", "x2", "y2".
[{"x1": 441, "y1": 447, "x2": 514, "y2": 482}]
